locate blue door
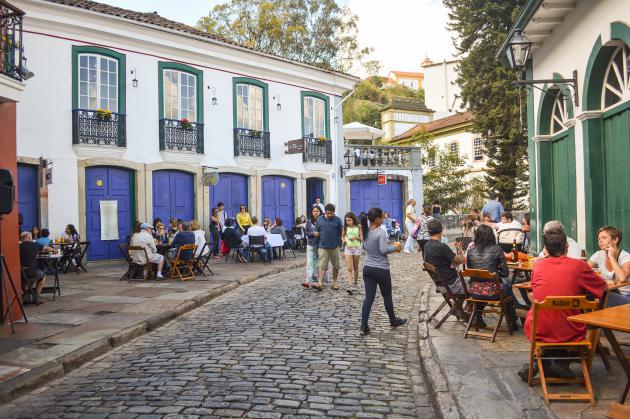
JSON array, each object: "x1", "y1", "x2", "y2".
[
  {"x1": 152, "y1": 170, "x2": 195, "y2": 225},
  {"x1": 350, "y1": 179, "x2": 403, "y2": 224},
  {"x1": 210, "y1": 173, "x2": 248, "y2": 221},
  {"x1": 86, "y1": 167, "x2": 133, "y2": 260},
  {"x1": 17, "y1": 164, "x2": 39, "y2": 232},
  {"x1": 306, "y1": 178, "x2": 324, "y2": 210},
  {"x1": 262, "y1": 176, "x2": 294, "y2": 229}
]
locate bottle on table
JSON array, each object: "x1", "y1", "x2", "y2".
[
  {"x1": 581, "y1": 249, "x2": 587, "y2": 261},
  {"x1": 512, "y1": 239, "x2": 519, "y2": 262}
]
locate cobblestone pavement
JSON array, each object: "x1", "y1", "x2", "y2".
[{"x1": 0, "y1": 253, "x2": 434, "y2": 418}]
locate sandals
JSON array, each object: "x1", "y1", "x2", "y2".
[
  {"x1": 331, "y1": 284, "x2": 340, "y2": 290},
  {"x1": 312, "y1": 284, "x2": 324, "y2": 291}
]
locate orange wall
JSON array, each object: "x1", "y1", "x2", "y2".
[{"x1": 0, "y1": 102, "x2": 22, "y2": 321}]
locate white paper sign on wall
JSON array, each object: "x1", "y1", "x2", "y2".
[{"x1": 99, "y1": 200, "x2": 119, "y2": 241}]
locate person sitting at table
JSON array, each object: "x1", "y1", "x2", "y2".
[
  {"x1": 263, "y1": 217, "x2": 272, "y2": 233},
  {"x1": 36, "y1": 228, "x2": 53, "y2": 247},
  {"x1": 382, "y1": 211, "x2": 393, "y2": 235},
  {"x1": 168, "y1": 217, "x2": 178, "y2": 239},
  {"x1": 237, "y1": 205, "x2": 253, "y2": 234},
  {"x1": 423, "y1": 218, "x2": 468, "y2": 321},
  {"x1": 587, "y1": 226, "x2": 630, "y2": 307},
  {"x1": 19, "y1": 231, "x2": 53, "y2": 304},
  {"x1": 152, "y1": 217, "x2": 162, "y2": 230},
  {"x1": 518, "y1": 227, "x2": 607, "y2": 381},
  {"x1": 496, "y1": 212, "x2": 523, "y2": 253},
  {"x1": 153, "y1": 222, "x2": 169, "y2": 244},
  {"x1": 63, "y1": 224, "x2": 80, "y2": 243},
  {"x1": 190, "y1": 220, "x2": 210, "y2": 259},
  {"x1": 248, "y1": 216, "x2": 271, "y2": 262},
  {"x1": 270, "y1": 218, "x2": 287, "y2": 241},
  {"x1": 222, "y1": 218, "x2": 248, "y2": 263},
  {"x1": 465, "y1": 224, "x2": 517, "y2": 329},
  {"x1": 31, "y1": 226, "x2": 41, "y2": 240},
  {"x1": 130, "y1": 223, "x2": 165, "y2": 278},
  {"x1": 170, "y1": 222, "x2": 195, "y2": 261},
  {"x1": 481, "y1": 212, "x2": 497, "y2": 231},
  {"x1": 537, "y1": 220, "x2": 582, "y2": 260}
]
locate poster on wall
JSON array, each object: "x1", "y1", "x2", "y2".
[{"x1": 99, "y1": 200, "x2": 119, "y2": 241}]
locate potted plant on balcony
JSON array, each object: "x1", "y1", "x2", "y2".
[
  {"x1": 180, "y1": 118, "x2": 193, "y2": 130},
  {"x1": 317, "y1": 136, "x2": 329, "y2": 144},
  {"x1": 95, "y1": 108, "x2": 112, "y2": 121}
]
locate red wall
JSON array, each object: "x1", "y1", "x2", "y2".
[{"x1": 0, "y1": 102, "x2": 22, "y2": 321}]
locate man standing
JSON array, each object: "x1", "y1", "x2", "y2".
[
  {"x1": 130, "y1": 223, "x2": 165, "y2": 278},
  {"x1": 482, "y1": 194, "x2": 505, "y2": 223},
  {"x1": 217, "y1": 202, "x2": 226, "y2": 232},
  {"x1": 313, "y1": 197, "x2": 325, "y2": 214},
  {"x1": 314, "y1": 203, "x2": 343, "y2": 291},
  {"x1": 19, "y1": 231, "x2": 53, "y2": 304}
]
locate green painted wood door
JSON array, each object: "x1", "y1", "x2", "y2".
[
  {"x1": 602, "y1": 106, "x2": 630, "y2": 250},
  {"x1": 550, "y1": 132, "x2": 577, "y2": 238}
]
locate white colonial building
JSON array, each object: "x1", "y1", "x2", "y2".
[{"x1": 13, "y1": 0, "x2": 357, "y2": 260}]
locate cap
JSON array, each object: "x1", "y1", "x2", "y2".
[{"x1": 140, "y1": 223, "x2": 152, "y2": 229}]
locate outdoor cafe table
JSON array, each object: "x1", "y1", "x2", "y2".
[
  {"x1": 568, "y1": 304, "x2": 630, "y2": 404},
  {"x1": 37, "y1": 252, "x2": 62, "y2": 300}
]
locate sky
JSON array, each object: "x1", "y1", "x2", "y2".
[{"x1": 98, "y1": 0, "x2": 457, "y2": 76}]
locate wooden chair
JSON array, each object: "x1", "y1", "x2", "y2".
[
  {"x1": 423, "y1": 262, "x2": 467, "y2": 329},
  {"x1": 459, "y1": 269, "x2": 515, "y2": 343},
  {"x1": 527, "y1": 296, "x2": 599, "y2": 406},
  {"x1": 118, "y1": 243, "x2": 134, "y2": 281},
  {"x1": 171, "y1": 244, "x2": 196, "y2": 282},
  {"x1": 127, "y1": 246, "x2": 155, "y2": 281},
  {"x1": 248, "y1": 235, "x2": 269, "y2": 264},
  {"x1": 608, "y1": 402, "x2": 630, "y2": 418},
  {"x1": 194, "y1": 243, "x2": 214, "y2": 276}
]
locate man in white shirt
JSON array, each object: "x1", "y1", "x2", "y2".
[
  {"x1": 130, "y1": 223, "x2": 165, "y2": 278},
  {"x1": 313, "y1": 198, "x2": 325, "y2": 214},
  {"x1": 247, "y1": 216, "x2": 271, "y2": 261},
  {"x1": 217, "y1": 202, "x2": 226, "y2": 232},
  {"x1": 538, "y1": 220, "x2": 582, "y2": 260},
  {"x1": 496, "y1": 212, "x2": 523, "y2": 252}
]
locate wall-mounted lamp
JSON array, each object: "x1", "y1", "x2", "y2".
[
  {"x1": 131, "y1": 67, "x2": 139, "y2": 88},
  {"x1": 273, "y1": 95, "x2": 282, "y2": 111},
  {"x1": 208, "y1": 86, "x2": 218, "y2": 105}
]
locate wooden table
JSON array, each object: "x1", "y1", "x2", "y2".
[{"x1": 569, "y1": 305, "x2": 630, "y2": 404}]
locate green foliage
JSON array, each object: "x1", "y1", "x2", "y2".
[
  {"x1": 197, "y1": 0, "x2": 370, "y2": 72},
  {"x1": 343, "y1": 99, "x2": 383, "y2": 128},
  {"x1": 412, "y1": 130, "x2": 471, "y2": 214},
  {"x1": 443, "y1": 0, "x2": 529, "y2": 210}
]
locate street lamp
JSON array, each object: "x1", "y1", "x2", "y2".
[
  {"x1": 208, "y1": 86, "x2": 217, "y2": 106},
  {"x1": 506, "y1": 29, "x2": 579, "y2": 106},
  {"x1": 339, "y1": 149, "x2": 352, "y2": 178},
  {"x1": 131, "y1": 67, "x2": 139, "y2": 88},
  {"x1": 273, "y1": 95, "x2": 282, "y2": 111}
]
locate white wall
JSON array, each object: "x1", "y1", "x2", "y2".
[{"x1": 422, "y1": 60, "x2": 462, "y2": 119}]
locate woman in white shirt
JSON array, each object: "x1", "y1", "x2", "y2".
[
  {"x1": 587, "y1": 226, "x2": 630, "y2": 306},
  {"x1": 191, "y1": 220, "x2": 210, "y2": 258},
  {"x1": 403, "y1": 199, "x2": 417, "y2": 254}
]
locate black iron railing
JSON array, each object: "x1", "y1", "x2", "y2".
[
  {"x1": 159, "y1": 118, "x2": 204, "y2": 153},
  {"x1": 72, "y1": 109, "x2": 126, "y2": 147},
  {"x1": 234, "y1": 128, "x2": 270, "y2": 158},
  {"x1": 344, "y1": 145, "x2": 414, "y2": 169},
  {"x1": 0, "y1": 0, "x2": 25, "y2": 81},
  {"x1": 303, "y1": 136, "x2": 332, "y2": 164}
]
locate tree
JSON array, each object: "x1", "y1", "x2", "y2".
[
  {"x1": 443, "y1": 0, "x2": 529, "y2": 210},
  {"x1": 412, "y1": 130, "x2": 470, "y2": 214},
  {"x1": 197, "y1": 0, "x2": 370, "y2": 72}
]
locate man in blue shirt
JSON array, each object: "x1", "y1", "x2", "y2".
[
  {"x1": 171, "y1": 222, "x2": 196, "y2": 260},
  {"x1": 314, "y1": 203, "x2": 343, "y2": 291},
  {"x1": 481, "y1": 194, "x2": 505, "y2": 223}
]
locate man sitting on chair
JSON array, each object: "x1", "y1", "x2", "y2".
[
  {"x1": 19, "y1": 231, "x2": 53, "y2": 304},
  {"x1": 171, "y1": 222, "x2": 196, "y2": 261},
  {"x1": 131, "y1": 223, "x2": 165, "y2": 278},
  {"x1": 247, "y1": 216, "x2": 271, "y2": 262},
  {"x1": 518, "y1": 227, "x2": 606, "y2": 381}
]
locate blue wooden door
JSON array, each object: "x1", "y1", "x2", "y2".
[
  {"x1": 152, "y1": 170, "x2": 195, "y2": 224},
  {"x1": 210, "y1": 173, "x2": 248, "y2": 220},
  {"x1": 306, "y1": 178, "x2": 324, "y2": 209},
  {"x1": 262, "y1": 176, "x2": 294, "y2": 229},
  {"x1": 17, "y1": 163, "x2": 39, "y2": 232},
  {"x1": 86, "y1": 167, "x2": 133, "y2": 260},
  {"x1": 350, "y1": 179, "x2": 403, "y2": 223}
]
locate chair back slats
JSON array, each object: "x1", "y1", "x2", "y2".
[
  {"x1": 531, "y1": 296, "x2": 600, "y2": 346},
  {"x1": 248, "y1": 235, "x2": 266, "y2": 246}
]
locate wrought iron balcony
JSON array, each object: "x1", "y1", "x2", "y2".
[
  {"x1": 72, "y1": 109, "x2": 126, "y2": 147},
  {"x1": 159, "y1": 118, "x2": 204, "y2": 153},
  {"x1": 344, "y1": 145, "x2": 414, "y2": 169},
  {"x1": 234, "y1": 128, "x2": 270, "y2": 158},
  {"x1": 0, "y1": 0, "x2": 25, "y2": 81},
  {"x1": 303, "y1": 136, "x2": 332, "y2": 164}
]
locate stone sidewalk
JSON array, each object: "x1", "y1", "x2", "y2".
[
  {"x1": 418, "y1": 276, "x2": 628, "y2": 419},
  {"x1": 0, "y1": 254, "x2": 305, "y2": 404}
]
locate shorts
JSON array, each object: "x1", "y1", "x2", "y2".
[
  {"x1": 318, "y1": 248, "x2": 341, "y2": 270},
  {"x1": 151, "y1": 254, "x2": 164, "y2": 264},
  {"x1": 24, "y1": 268, "x2": 45, "y2": 285},
  {"x1": 344, "y1": 246, "x2": 362, "y2": 256}
]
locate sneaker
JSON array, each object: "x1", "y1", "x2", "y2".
[
  {"x1": 360, "y1": 324, "x2": 370, "y2": 336},
  {"x1": 346, "y1": 287, "x2": 353, "y2": 295},
  {"x1": 156, "y1": 273, "x2": 164, "y2": 279},
  {"x1": 390, "y1": 317, "x2": 408, "y2": 327},
  {"x1": 403, "y1": 249, "x2": 412, "y2": 254},
  {"x1": 517, "y1": 363, "x2": 537, "y2": 382}
]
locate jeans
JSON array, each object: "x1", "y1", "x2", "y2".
[
  {"x1": 210, "y1": 227, "x2": 220, "y2": 256},
  {"x1": 404, "y1": 220, "x2": 415, "y2": 251},
  {"x1": 607, "y1": 291, "x2": 630, "y2": 307},
  {"x1": 361, "y1": 266, "x2": 396, "y2": 326}
]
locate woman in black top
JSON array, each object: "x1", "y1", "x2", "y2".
[
  {"x1": 210, "y1": 207, "x2": 221, "y2": 257},
  {"x1": 465, "y1": 224, "x2": 517, "y2": 329}
]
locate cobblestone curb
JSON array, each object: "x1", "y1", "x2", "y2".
[
  {"x1": 417, "y1": 283, "x2": 463, "y2": 419},
  {"x1": 0, "y1": 261, "x2": 305, "y2": 404}
]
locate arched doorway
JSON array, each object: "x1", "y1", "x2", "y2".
[{"x1": 152, "y1": 170, "x2": 195, "y2": 224}]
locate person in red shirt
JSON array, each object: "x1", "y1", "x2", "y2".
[{"x1": 518, "y1": 228, "x2": 607, "y2": 381}]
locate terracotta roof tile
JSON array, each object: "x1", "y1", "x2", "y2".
[{"x1": 392, "y1": 111, "x2": 473, "y2": 141}]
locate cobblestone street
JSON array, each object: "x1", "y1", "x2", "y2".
[{"x1": 0, "y1": 254, "x2": 433, "y2": 418}]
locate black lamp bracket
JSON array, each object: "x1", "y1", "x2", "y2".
[{"x1": 515, "y1": 69, "x2": 579, "y2": 106}]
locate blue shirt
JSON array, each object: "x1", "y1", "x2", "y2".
[
  {"x1": 36, "y1": 237, "x2": 53, "y2": 247},
  {"x1": 383, "y1": 217, "x2": 393, "y2": 234},
  {"x1": 316, "y1": 215, "x2": 343, "y2": 249},
  {"x1": 172, "y1": 231, "x2": 196, "y2": 260},
  {"x1": 482, "y1": 200, "x2": 505, "y2": 223}
]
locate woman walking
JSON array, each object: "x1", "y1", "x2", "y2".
[
  {"x1": 359, "y1": 208, "x2": 407, "y2": 336},
  {"x1": 403, "y1": 199, "x2": 417, "y2": 254},
  {"x1": 342, "y1": 212, "x2": 362, "y2": 295},
  {"x1": 303, "y1": 206, "x2": 326, "y2": 287}
]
